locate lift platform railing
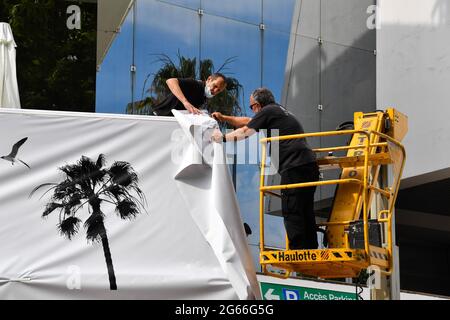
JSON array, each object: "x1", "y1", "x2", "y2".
[{"x1": 259, "y1": 129, "x2": 406, "y2": 277}]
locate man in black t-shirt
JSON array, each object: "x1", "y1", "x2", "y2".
[
  {"x1": 211, "y1": 88, "x2": 319, "y2": 249},
  {"x1": 152, "y1": 73, "x2": 227, "y2": 116}
]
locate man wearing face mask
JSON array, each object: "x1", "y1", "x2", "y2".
[{"x1": 151, "y1": 73, "x2": 227, "y2": 116}]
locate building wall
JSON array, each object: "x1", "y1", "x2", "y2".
[
  {"x1": 377, "y1": 0, "x2": 450, "y2": 296},
  {"x1": 377, "y1": 0, "x2": 450, "y2": 183}
]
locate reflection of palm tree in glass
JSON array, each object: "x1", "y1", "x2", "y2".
[
  {"x1": 31, "y1": 154, "x2": 147, "y2": 290},
  {"x1": 129, "y1": 52, "x2": 245, "y2": 123}
]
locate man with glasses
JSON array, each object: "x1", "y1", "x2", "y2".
[{"x1": 212, "y1": 87, "x2": 319, "y2": 250}]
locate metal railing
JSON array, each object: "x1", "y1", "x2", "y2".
[{"x1": 259, "y1": 129, "x2": 406, "y2": 274}]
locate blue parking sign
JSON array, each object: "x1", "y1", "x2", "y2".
[{"x1": 283, "y1": 288, "x2": 300, "y2": 300}]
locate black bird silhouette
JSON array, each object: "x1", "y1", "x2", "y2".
[{"x1": 1, "y1": 137, "x2": 30, "y2": 169}]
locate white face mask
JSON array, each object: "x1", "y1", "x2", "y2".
[{"x1": 204, "y1": 85, "x2": 214, "y2": 99}]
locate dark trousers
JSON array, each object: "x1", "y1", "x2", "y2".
[{"x1": 280, "y1": 163, "x2": 320, "y2": 250}]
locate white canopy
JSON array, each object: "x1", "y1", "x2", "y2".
[{"x1": 0, "y1": 23, "x2": 21, "y2": 109}]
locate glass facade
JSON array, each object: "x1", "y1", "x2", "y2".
[
  {"x1": 96, "y1": 7, "x2": 133, "y2": 114},
  {"x1": 95, "y1": 0, "x2": 297, "y2": 270},
  {"x1": 96, "y1": 0, "x2": 295, "y2": 114}
]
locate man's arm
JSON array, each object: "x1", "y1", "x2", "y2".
[
  {"x1": 212, "y1": 112, "x2": 252, "y2": 128},
  {"x1": 212, "y1": 126, "x2": 256, "y2": 143},
  {"x1": 166, "y1": 78, "x2": 201, "y2": 114}
]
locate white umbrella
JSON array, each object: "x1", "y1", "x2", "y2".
[{"x1": 0, "y1": 22, "x2": 21, "y2": 109}]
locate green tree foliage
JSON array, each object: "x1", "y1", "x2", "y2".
[
  {"x1": 1, "y1": 0, "x2": 96, "y2": 112},
  {"x1": 130, "y1": 52, "x2": 245, "y2": 120}
]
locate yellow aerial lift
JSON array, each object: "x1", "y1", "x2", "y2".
[{"x1": 259, "y1": 109, "x2": 407, "y2": 283}]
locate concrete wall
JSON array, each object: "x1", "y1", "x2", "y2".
[
  {"x1": 377, "y1": 0, "x2": 450, "y2": 296},
  {"x1": 377, "y1": 0, "x2": 450, "y2": 184}
]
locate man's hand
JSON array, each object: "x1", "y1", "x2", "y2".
[
  {"x1": 183, "y1": 101, "x2": 201, "y2": 115},
  {"x1": 211, "y1": 129, "x2": 224, "y2": 143},
  {"x1": 212, "y1": 112, "x2": 224, "y2": 122}
]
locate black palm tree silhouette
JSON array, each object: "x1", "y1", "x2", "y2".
[{"x1": 30, "y1": 154, "x2": 147, "y2": 290}]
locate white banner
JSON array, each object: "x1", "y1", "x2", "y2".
[{"x1": 0, "y1": 109, "x2": 260, "y2": 300}]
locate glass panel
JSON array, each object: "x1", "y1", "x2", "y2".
[
  {"x1": 158, "y1": 0, "x2": 200, "y2": 11},
  {"x1": 237, "y1": 165, "x2": 286, "y2": 250},
  {"x1": 96, "y1": 7, "x2": 133, "y2": 114},
  {"x1": 261, "y1": 29, "x2": 290, "y2": 220},
  {"x1": 248, "y1": 244, "x2": 262, "y2": 273},
  {"x1": 320, "y1": 42, "x2": 376, "y2": 132},
  {"x1": 202, "y1": 0, "x2": 262, "y2": 26},
  {"x1": 262, "y1": 29, "x2": 291, "y2": 104},
  {"x1": 201, "y1": 14, "x2": 260, "y2": 115},
  {"x1": 264, "y1": 29, "x2": 322, "y2": 221},
  {"x1": 282, "y1": 35, "x2": 320, "y2": 138},
  {"x1": 263, "y1": 0, "x2": 296, "y2": 34},
  {"x1": 265, "y1": 215, "x2": 288, "y2": 249},
  {"x1": 320, "y1": 42, "x2": 376, "y2": 201},
  {"x1": 321, "y1": 0, "x2": 376, "y2": 50},
  {"x1": 132, "y1": 0, "x2": 200, "y2": 115},
  {"x1": 236, "y1": 164, "x2": 261, "y2": 233},
  {"x1": 296, "y1": 0, "x2": 321, "y2": 38},
  {"x1": 201, "y1": 14, "x2": 262, "y2": 265}
]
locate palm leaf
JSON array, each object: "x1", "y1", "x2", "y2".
[
  {"x1": 199, "y1": 59, "x2": 214, "y2": 81},
  {"x1": 60, "y1": 163, "x2": 82, "y2": 181},
  {"x1": 116, "y1": 198, "x2": 139, "y2": 220},
  {"x1": 108, "y1": 161, "x2": 138, "y2": 187},
  {"x1": 84, "y1": 213, "x2": 105, "y2": 242},
  {"x1": 96, "y1": 154, "x2": 106, "y2": 169},
  {"x1": 53, "y1": 179, "x2": 78, "y2": 200},
  {"x1": 42, "y1": 202, "x2": 64, "y2": 217},
  {"x1": 103, "y1": 184, "x2": 127, "y2": 202},
  {"x1": 66, "y1": 192, "x2": 82, "y2": 208},
  {"x1": 29, "y1": 182, "x2": 57, "y2": 199},
  {"x1": 58, "y1": 216, "x2": 81, "y2": 240},
  {"x1": 216, "y1": 56, "x2": 238, "y2": 73}
]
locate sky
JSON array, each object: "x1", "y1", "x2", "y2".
[{"x1": 96, "y1": 0, "x2": 297, "y2": 269}]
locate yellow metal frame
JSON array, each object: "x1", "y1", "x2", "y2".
[{"x1": 259, "y1": 127, "x2": 406, "y2": 279}]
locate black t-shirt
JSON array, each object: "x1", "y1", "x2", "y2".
[
  {"x1": 247, "y1": 104, "x2": 316, "y2": 172},
  {"x1": 152, "y1": 78, "x2": 206, "y2": 116}
]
